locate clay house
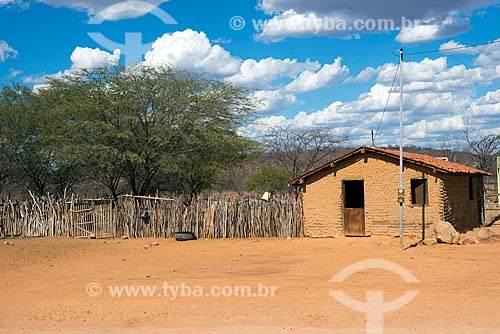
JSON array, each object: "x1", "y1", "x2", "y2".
[{"x1": 289, "y1": 146, "x2": 490, "y2": 238}]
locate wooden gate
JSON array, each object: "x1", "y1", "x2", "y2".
[{"x1": 71, "y1": 200, "x2": 114, "y2": 238}]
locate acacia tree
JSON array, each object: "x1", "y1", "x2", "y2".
[
  {"x1": 0, "y1": 84, "x2": 28, "y2": 192},
  {"x1": 263, "y1": 125, "x2": 348, "y2": 177},
  {"x1": 41, "y1": 65, "x2": 256, "y2": 196},
  {"x1": 0, "y1": 83, "x2": 59, "y2": 196}
]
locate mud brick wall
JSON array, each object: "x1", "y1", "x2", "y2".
[
  {"x1": 301, "y1": 152, "x2": 452, "y2": 238},
  {"x1": 440, "y1": 174, "x2": 484, "y2": 232}
]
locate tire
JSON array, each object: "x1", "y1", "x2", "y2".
[{"x1": 174, "y1": 231, "x2": 197, "y2": 241}]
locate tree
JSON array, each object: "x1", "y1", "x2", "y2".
[
  {"x1": 0, "y1": 83, "x2": 55, "y2": 196},
  {"x1": 263, "y1": 125, "x2": 348, "y2": 177},
  {"x1": 243, "y1": 165, "x2": 290, "y2": 192},
  {"x1": 0, "y1": 84, "x2": 25, "y2": 192},
  {"x1": 460, "y1": 122, "x2": 500, "y2": 173},
  {"x1": 41, "y1": 65, "x2": 256, "y2": 196}
]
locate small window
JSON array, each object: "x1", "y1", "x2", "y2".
[
  {"x1": 469, "y1": 176, "x2": 474, "y2": 200},
  {"x1": 411, "y1": 179, "x2": 428, "y2": 205}
]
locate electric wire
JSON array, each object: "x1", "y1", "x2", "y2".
[
  {"x1": 373, "y1": 62, "x2": 399, "y2": 146},
  {"x1": 377, "y1": 39, "x2": 499, "y2": 146},
  {"x1": 407, "y1": 39, "x2": 500, "y2": 56}
]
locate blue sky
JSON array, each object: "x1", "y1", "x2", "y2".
[{"x1": 1, "y1": 0, "x2": 500, "y2": 148}]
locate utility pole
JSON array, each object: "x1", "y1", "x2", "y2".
[{"x1": 398, "y1": 49, "x2": 404, "y2": 250}]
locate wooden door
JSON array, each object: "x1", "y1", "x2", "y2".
[{"x1": 343, "y1": 180, "x2": 366, "y2": 236}]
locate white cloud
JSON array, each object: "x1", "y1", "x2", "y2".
[
  {"x1": 405, "y1": 115, "x2": 465, "y2": 140},
  {"x1": 252, "y1": 90, "x2": 299, "y2": 114},
  {"x1": 227, "y1": 57, "x2": 319, "y2": 89},
  {"x1": 70, "y1": 47, "x2": 121, "y2": 69},
  {"x1": 0, "y1": 40, "x2": 18, "y2": 62},
  {"x1": 144, "y1": 29, "x2": 241, "y2": 77},
  {"x1": 92, "y1": 1, "x2": 166, "y2": 21},
  {"x1": 256, "y1": 0, "x2": 497, "y2": 43},
  {"x1": 31, "y1": 47, "x2": 120, "y2": 91},
  {"x1": 8, "y1": 68, "x2": 22, "y2": 78},
  {"x1": 439, "y1": 40, "x2": 480, "y2": 55},
  {"x1": 39, "y1": 0, "x2": 169, "y2": 20},
  {"x1": 254, "y1": 10, "x2": 348, "y2": 43},
  {"x1": 473, "y1": 39, "x2": 500, "y2": 67},
  {"x1": 258, "y1": 0, "x2": 498, "y2": 17},
  {"x1": 468, "y1": 89, "x2": 500, "y2": 117},
  {"x1": 395, "y1": 15, "x2": 470, "y2": 44},
  {"x1": 246, "y1": 49, "x2": 500, "y2": 147},
  {"x1": 345, "y1": 66, "x2": 378, "y2": 83},
  {"x1": 285, "y1": 57, "x2": 349, "y2": 93},
  {"x1": 143, "y1": 29, "x2": 344, "y2": 114},
  {"x1": 22, "y1": 75, "x2": 47, "y2": 85},
  {"x1": 141, "y1": 30, "x2": 500, "y2": 142}
]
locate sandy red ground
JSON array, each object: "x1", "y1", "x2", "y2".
[{"x1": 1, "y1": 225, "x2": 499, "y2": 334}]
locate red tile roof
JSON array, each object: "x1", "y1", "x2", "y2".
[{"x1": 289, "y1": 146, "x2": 491, "y2": 184}]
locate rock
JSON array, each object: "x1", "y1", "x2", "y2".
[
  {"x1": 422, "y1": 238, "x2": 438, "y2": 246},
  {"x1": 478, "y1": 228, "x2": 495, "y2": 241},
  {"x1": 461, "y1": 236, "x2": 479, "y2": 245},
  {"x1": 483, "y1": 236, "x2": 500, "y2": 244},
  {"x1": 433, "y1": 220, "x2": 460, "y2": 244},
  {"x1": 4, "y1": 241, "x2": 9, "y2": 245},
  {"x1": 121, "y1": 235, "x2": 128, "y2": 240}
]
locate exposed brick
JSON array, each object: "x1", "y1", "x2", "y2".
[{"x1": 300, "y1": 151, "x2": 484, "y2": 238}]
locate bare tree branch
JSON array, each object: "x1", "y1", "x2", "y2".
[{"x1": 263, "y1": 126, "x2": 348, "y2": 177}]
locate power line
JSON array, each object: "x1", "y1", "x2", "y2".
[
  {"x1": 372, "y1": 62, "x2": 399, "y2": 146},
  {"x1": 406, "y1": 39, "x2": 500, "y2": 56},
  {"x1": 375, "y1": 39, "x2": 499, "y2": 146}
]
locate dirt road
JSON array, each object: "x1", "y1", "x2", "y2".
[{"x1": 1, "y1": 225, "x2": 499, "y2": 333}]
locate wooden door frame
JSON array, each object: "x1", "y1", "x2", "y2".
[{"x1": 342, "y1": 180, "x2": 366, "y2": 236}]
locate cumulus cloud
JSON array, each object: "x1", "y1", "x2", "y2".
[
  {"x1": 227, "y1": 57, "x2": 319, "y2": 89},
  {"x1": 141, "y1": 29, "x2": 500, "y2": 140},
  {"x1": 31, "y1": 47, "x2": 120, "y2": 91},
  {"x1": 439, "y1": 40, "x2": 481, "y2": 55},
  {"x1": 468, "y1": 89, "x2": 500, "y2": 117},
  {"x1": 143, "y1": 29, "x2": 350, "y2": 114},
  {"x1": 70, "y1": 47, "x2": 121, "y2": 69},
  {"x1": 246, "y1": 47, "x2": 500, "y2": 147},
  {"x1": 39, "y1": 0, "x2": 170, "y2": 20},
  {"x1": 345, "y1": 66, "x2": 378, "y2": 83},
  {"x1": 254, "y1": 10, "x2": 349, "y2": 43},
  {"x1": 405, "y1": 115, "x2": 465, "y2": 140},
  {"x1": 0, "y1": 40, "x2": 18, "y2": 62},
  {"x1": 256, "y1": 0, "x2": 497, "y2": 43},
  {"x1": 395, "y1": 15, "x2": 470, "y2": 44},
  {"x1": 258, "y1": 0, "x2": 497, "y2": 17},
  {"x1": 144, "y1": 29, "x2": 241, "y2": 77},
  {"x1": 473, "y1": 39, "x2": 500, "y2": 67},
  {"x1": 285, "y1": 57, "x2": 349, "y2": 93},
  {"x1": 251, "y1": 90, "x2": 299, "y2": 114}
]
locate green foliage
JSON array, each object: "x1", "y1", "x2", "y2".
[
  {"x1": 0, "y1": 83, "x2": 55, "y2": 195},
  {"x1": 15, "y1": 65, "x2": 258, "y2": 197},
  {"x1": 243, "y1": 165, "x2": 291, "y2": 192}
]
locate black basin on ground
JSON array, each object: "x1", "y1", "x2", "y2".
[{"x1": 174, "y1": 231, "x2": 197, "y2": 241}]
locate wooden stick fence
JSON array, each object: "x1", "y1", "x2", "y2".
[{"x1": 0, "y1": 194, "x2": 303, "y2": 239}]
